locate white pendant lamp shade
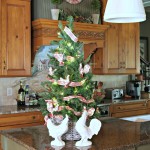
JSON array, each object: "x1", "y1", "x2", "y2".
[{"x1": 104, "y1": 0, "x2": 146, "y2": 23}]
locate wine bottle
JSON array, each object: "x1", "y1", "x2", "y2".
[
  {"x1": 17, "y1": 81, "x2": 25, "y2": 106},
  {"x1": 25, "y1": 84, "x2": 30, "y2": 106}
]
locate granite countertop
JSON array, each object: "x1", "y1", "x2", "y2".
[
  {"x1": 0, "y1": 105, "x2": 40, "y2": 115},
  {"x1": 1, "y1": 117, "x2": 150, "y2": 150}
]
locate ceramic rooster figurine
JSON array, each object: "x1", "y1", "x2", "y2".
[
  {"x1": 75, "y1": 110, "x2": 101, "y2": 147},
  {"x1": 47, "y1": 115, "x2": 69, "y2": 146}
]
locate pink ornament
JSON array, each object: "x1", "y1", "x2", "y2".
[
  {"x1": 45, "y1": 100, "x2": 59, "y2": 114},
  {"x1": 64, "y1": 26, "x2": 78, "y2": 42},
  {"x1": 53, "y1": 53, "x2": 64, "y2": 66},
  {"x1": 79, "y1": 63, "x2": 91, "y2": 76},
  {"x1": 58, "y1": 75, "x2": 70, "y2": 87}
]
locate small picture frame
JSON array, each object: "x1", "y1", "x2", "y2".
[{"x1": 140, "y1": 37, "x2": 149, "y2": 61}]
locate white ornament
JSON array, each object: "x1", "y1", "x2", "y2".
[
  {"x1": 75, "y1": 110, "x2": 101, "y2": 147},
  {"x1": 79, "y1": 64, "x2": 91, "y2": 75},
  {"x1": 83, "y1": 64, "x2": 91, "y2": 74},
  {"x1": 58, "y1": 75, "x2": 70, "y2": 87},
  {"x1": 53, "y1": 53, "x2": 64, "y2": 66},
  {"x1": 47, "y1": 115, "x2": 69, "y2": 146},
  {"x1": 49, "y1": 67, "x2": 56, "y2": 76}
]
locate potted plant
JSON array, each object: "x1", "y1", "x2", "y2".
[
  {"x1": 51, "y1": 0, "x2": 63, "y2": 20},
  {"x1": 91, "y1": 0, "x2": 101, "y2": 24}
]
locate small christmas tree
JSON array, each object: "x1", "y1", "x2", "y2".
[{"x1": 39, "y1": 16, "x2": 100, "y2": 122}]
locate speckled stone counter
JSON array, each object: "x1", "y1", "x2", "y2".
[
  {"x1": 0, "y1": 105, "x2": 40, "y2": 115},
  {"x1": 1, "y1": 118, "x2": 150, "y2": 150}
]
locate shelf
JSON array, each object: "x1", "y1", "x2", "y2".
[{"x1": 32, "y1": 19, "x2": 110, "y2": 54}]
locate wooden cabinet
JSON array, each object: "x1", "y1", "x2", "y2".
[
  {"x1": 96, "y1": 0, "x2": 140, "y2": 75},
  {"x1": 0, "y1": 111, "x2": 44, "y2": 150},
  {"x1": 0, "y1": 0, "x2": 31, "y2": 77},
  {"x1": 0, "y1": 0, "x2": 2, "y2": 76},
  {"x1": 0, "y1": 111, "x2": 44, "y2": 130},
  {"x1": 109, "y1": 100, "x2": 150, "y2": 118},
  {"x1": 103, "y1": 23, "x2": 140, "y2": 74}
]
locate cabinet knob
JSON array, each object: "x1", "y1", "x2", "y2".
[
  {"x1": 26, "y1": 26, "x2": 28, "y2": 29},
  {"x1": 3, "y1": 60, "x2": 6, "y2": 70},
  {"x1": 16, "y1": 35, "x2": 18, "y2": 38},
  {"x1": 32, "y1": 116, "x2": 36, "y2": 120}
]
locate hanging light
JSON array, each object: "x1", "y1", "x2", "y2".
[{"x1": 104, "y1": 0, "x2": 146, "y2": 23}]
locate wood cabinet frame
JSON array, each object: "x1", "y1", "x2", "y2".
[
  {"x1": 0, "y1": 0, "x2": 31, "y2": 77},
  {"x1": 32, "y1": 19, "x2": 109, "y2": 70},
  {"x1": 109, "y1": 100, "x2": 150, "y2": 118}
]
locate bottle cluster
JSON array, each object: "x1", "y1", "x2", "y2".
[{"x1": 17, "y1": 81, "x2": 39, "y2": 107}]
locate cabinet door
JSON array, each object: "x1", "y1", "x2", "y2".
[
  {"x1": 1, "y1": 0, "x2": 31, "y2": 76},
  {"x1": 0, "y1": 0, "x2": 2, "y2": 75},
  {"x1": 101, "y1": 0, "x2": 140, "y2": 75},
  {"x1": 118, "y1": 23, "x2": 140, "y2": 74},
  {"x1": 104, "y1": 23, "x2": 140, "y2": 74}
]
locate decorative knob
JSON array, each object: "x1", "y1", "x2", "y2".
[
  {"x1": 3, "y1": 60, "x2": 6, "y2": 70},
  {"x1": 32, "y1": 116, "x2": 36, "y2": 120}
]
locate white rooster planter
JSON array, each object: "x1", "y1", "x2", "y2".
[
  {"x1": 47, "y1": 111, "x2": 101, "y2": 147},
  {"x1": 75, "y1": 110, "x2": 102, "y2": 147},
  {"x1": 47, "y1": 114, "x2": 69, "y2": 146}
]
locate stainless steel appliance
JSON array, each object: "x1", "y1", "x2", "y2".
[
  {"x1": 126, "y1": 81, "x2": 141, "y2": 99},
  {"x1": 144, "y1": 85, "x2": 150, "y2": 93},
  {"x1": 105, "y1": 88, "x2": 124, "y2": 100}
]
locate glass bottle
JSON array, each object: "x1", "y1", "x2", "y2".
[
  {"x1": 25, "y1": 84, "x2": 30, "y2": 106},
  {"x1": 17, "y1": 81, "x2": 25, "y2": 106}
]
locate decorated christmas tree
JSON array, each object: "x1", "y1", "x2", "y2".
[{"x1": 39, "y1": 16, "x2": 100, "y2": 122}]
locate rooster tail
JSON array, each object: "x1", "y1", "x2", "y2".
[{"x1": 89, "y1": 119, "x2": 102, "y2": 137}]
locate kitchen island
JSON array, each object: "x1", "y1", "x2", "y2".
[
  {"x1": 1, "y1": 117, "x2": 150, "y2": 150},
  {"x1": 0, "y1": 105, "x2": 44, "y2": 130}
]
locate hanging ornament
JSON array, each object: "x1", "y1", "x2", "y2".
[
  {"x1": 66, "y1": 0, "x2": 82, "y2": 4},
  {"x1": 64, "y1": 26, "x2": 78, "y2": 42},
  {"x1": 45, "y1": 100, "x2": 59, "y2": 113},
  {"x1": 79, "y1": 63, "x2": 91, "y2": 76},
  {"x1": 53, "y1": 53, "x2": 64, "y2": 66},
  {"x1": 48, "y1": 67, "x2": 56, "y2": 76},
  {"x1": 57, "y1": 75, "x2": 70, "y2": 87},
  {"x1": 66, "y1": 56, "x2": 75, "y2": 62}
]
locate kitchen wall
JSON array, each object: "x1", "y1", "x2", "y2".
[
  {"x1": 0, "y1": 75, "x2": 128, "y2": 106},
  {"x1": 0, "y1": 46, "x2": 129, "y2": 106},
  {"x1": 0, "y1": 1, "x2": 130, "y2": 106},
  {"x1": 31, "y1": 0, "x2": 98, "y2": 20}
]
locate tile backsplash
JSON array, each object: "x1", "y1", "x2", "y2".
[
  {"x1": 0, "y1": 73, "x2": 129, "y2": 106},
  {"x1": 0, "y1": 46, "x2": 129, "y2": 106}
]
